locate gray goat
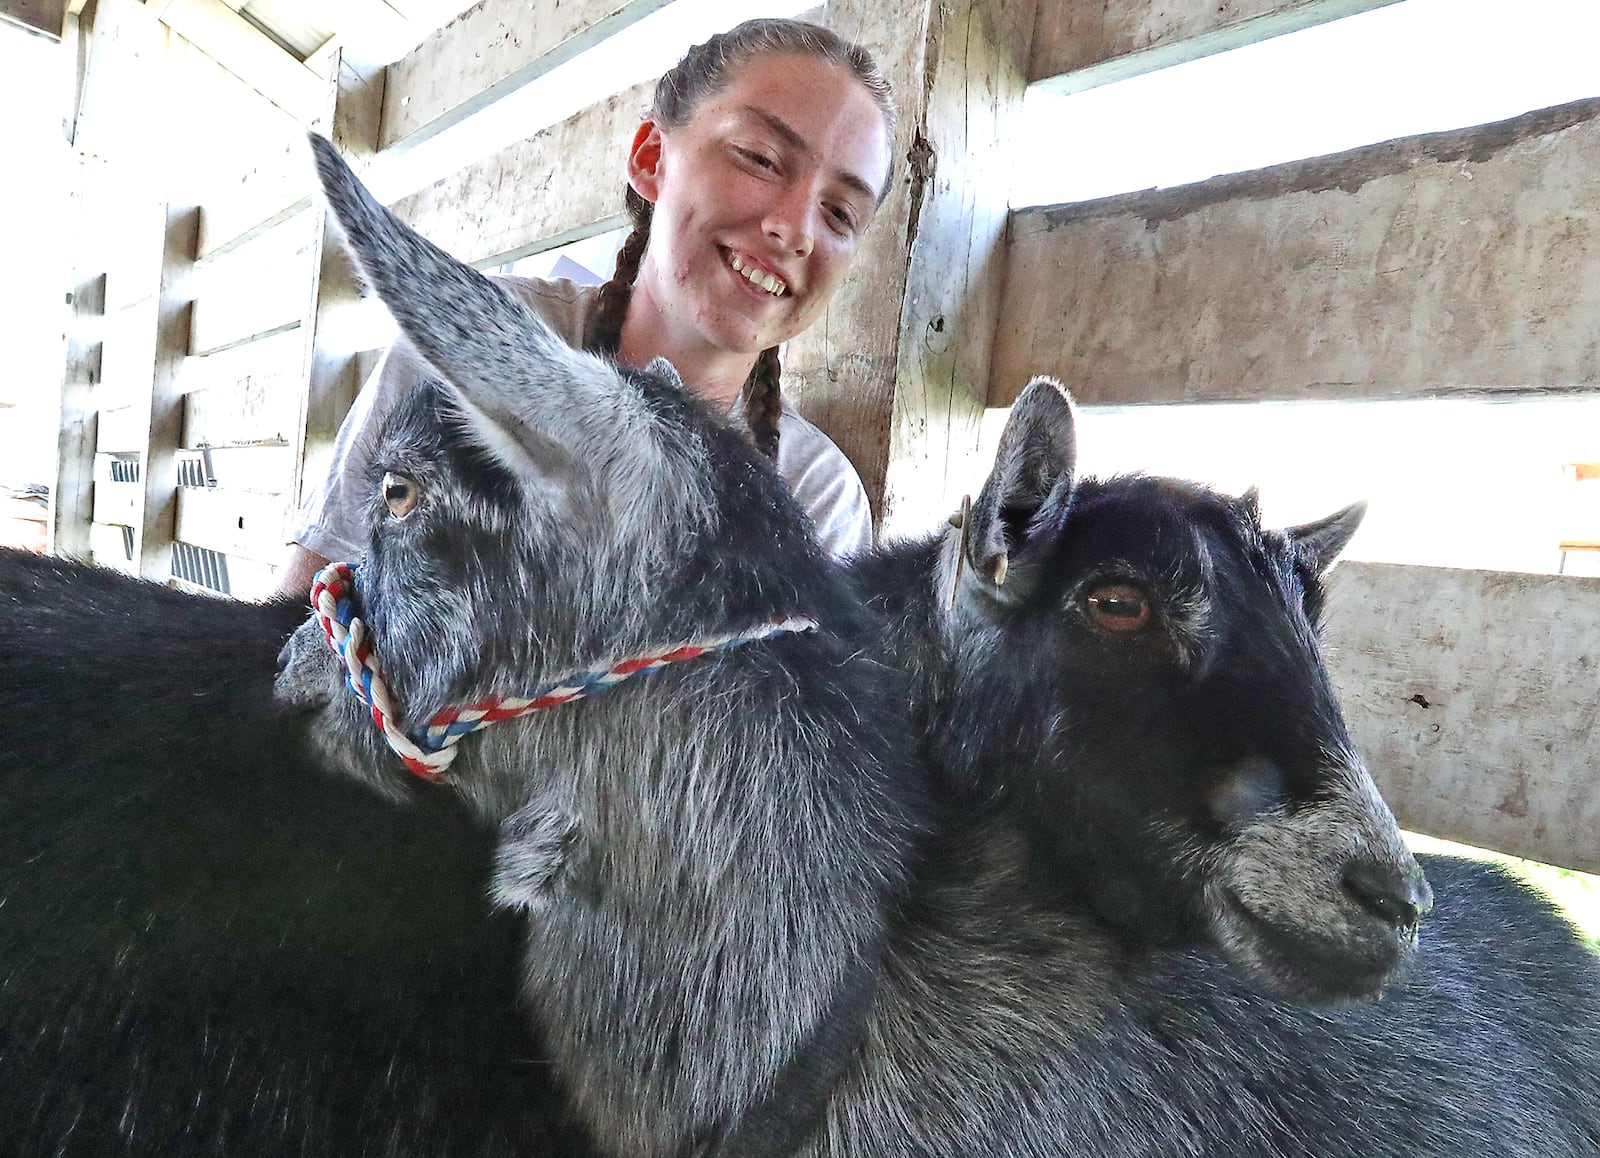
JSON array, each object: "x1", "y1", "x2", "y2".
[{"x1": 280, "y1": 138, "x2": 1600, "y2": 1158}]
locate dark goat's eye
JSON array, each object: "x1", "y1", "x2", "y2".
[
  {"x1": 1085, "y1": 583, "x2": 1152, "y2": 633},
  {"x1": 382, "y1": 473, "x2": 420, "y2": 519}
]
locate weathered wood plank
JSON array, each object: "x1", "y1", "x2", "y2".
[
  {"x1": 90, "y1": 472, "x2": 140, "y2": 526},
  {"x1": 175, "y1": 485, "x2": 291, "y2": 562},
  {"x1": 1029, "y1": 0, "x2": 1399, "y2": 92},
  {"x1": 1325, "y1": 562, "x2": 1600, "y2": 876},
  {"x1": 181, "y1": 330, "x2": 305, "y2": 447},
  {"x1": 55, "y1": 263, "x2": 105, "y2": 558},
  {"x1": 73, "y1": 0, "x2": 169, "y2": 165},
  {"x1": 294, "y1": 45, "x2": 382, "y2": 535},
  {"x1": 98, "y1": 297, "x2": 159, "y2": 406},
  {"x1": 189, "y1": 216, "x2": 314, "y2": 355},
  {"x1": 147, "y1": 0, "x2": 326, "y2": 123},
  {"x1": 134, "y1": 203, "x2": 199, "y2": 582},
  {"x1": 378, "y1": 0, "x2": 671, "y2": 152},
  {"x1": 1, "y1": 0, "x2": 67, "y2": 38},
  {"x1": 389, "y1": 79, "x2": 647, "y2": 268},
  {"x1": 165, "y1": 31, "x2": 314, "y2": 260},
  {"x1": 880, "y1": 0, "x2": 1038, "y2": 536},
  {"x1": 992, "y1": 98, "x2": 1600, "y2": 408},
  {"x1": 780, "y1": 0, "x2": 1034, "y2": 534}
]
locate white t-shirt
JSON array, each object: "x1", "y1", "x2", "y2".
[{"x1": 291, "y1": 276, "x2": 875, "y2": 562}]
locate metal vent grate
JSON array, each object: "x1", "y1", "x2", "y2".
[
  {"x1": 109, "y1": 457, "x2": 140, "y2": 483},
  {"x1": 172, "y1": 542, "x2": 231, "y2": 595},
  {"x1": 176, "y1": 452, "x2": 215, "y2": 488}
]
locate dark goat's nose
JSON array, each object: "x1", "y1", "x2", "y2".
[{"x1": 1342, "y1": 857, "x2": 1434, "y2": 928}]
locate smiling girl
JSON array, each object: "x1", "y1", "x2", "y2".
[{"x1": 281, "y1": 19, "x2": 897, "y2": 594}]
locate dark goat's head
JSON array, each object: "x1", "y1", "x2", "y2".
[{"x1": 936, "y1": 379, "x2": 1430, "y2": 1003}]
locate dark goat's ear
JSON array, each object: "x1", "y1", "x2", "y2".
[
  {"x1": 963, "y1": 377, "x2": 1078, "y2": 594},
  {"x1": 1283, "y1": 501, "x2": 1366, "y2": 576}
]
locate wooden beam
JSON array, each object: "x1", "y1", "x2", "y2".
[
  {"x1": 1028, "y1": 0, "x2": 1400, "y2": 93},
  {"x1": 293, "y1": 44, "x2": 383, "y2": 524},
  {"x1": 379, "y1": 0, "x2": 672, "y2": 152},
  {"x1": 189, "y1": 216, "x2": 315, "y2": 355},
  {"x1": 146, "y1": 0, "x2": 326, "y2": 123},
  {"x1": 992, "y1": 97, "x2": 1600, "y2": 408},
  {"x1": 134, "y1": 203, "x2": 199, "y2": 582},
  {"x1": 776, "y1": 0, "x2": 1035, "y2": 535},
  {"x1": 0, "y1": 0, "x2": 66, "y2": 38},
  {"x1": 175, "y1": 485, "x2": 291, "y2": 562},
  {"x1": 181, "y1": 330, "x2": 306, "y2": 447},
  {"x1": 55, "y1": 263, "x2": 105, "y2": 557},
  {"x1": 1325, "y1": 562, "x2": 1600, "y2": 876},
  {"x1": 387, "y1": 78, "x2": 646, "y2": 267}
]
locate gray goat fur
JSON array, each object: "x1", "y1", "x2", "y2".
[
  {"x1": 288, "y1": 136, "x2": 1600, "y2": 1157},
  {"x1": 279, "y1": 135, "x2": 923, "y2": 1157}
]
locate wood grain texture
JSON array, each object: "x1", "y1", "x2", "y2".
[
  {"x1": 388, "y1": 80, "x2": 647, "y2": 267},
  {"x1": 379, "y1": 0, "x2": 671, "y2": 151},
  {"x1": 1325, "y1": 561, "x2": 1600, "y2": 875},
  {"x1": 1028, "y1": 0, "x2": 1398, "y2": 91},
  {"x1": 993, "y1": 98, "x2": 1600, "y2": 407}
]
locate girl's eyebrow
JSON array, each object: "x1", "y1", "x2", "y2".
[{"x1": 737, "y1": 105, "x2": 879, "y2": 205}]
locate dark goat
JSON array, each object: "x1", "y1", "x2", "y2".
[
  {"x1": 793, "y1": 379, "x2": 1600, "y2": 1155},
  {"x1": 0, "y1": 550, "x2": 578, "y2": 1155}
]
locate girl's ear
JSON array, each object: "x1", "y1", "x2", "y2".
[{"x1": 626, "y1": 120, "x2": 665, "y2": 203}]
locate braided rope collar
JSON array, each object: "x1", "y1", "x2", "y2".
[{"x1": 310, "y1": 562, "x2": 818, "y2": 782}]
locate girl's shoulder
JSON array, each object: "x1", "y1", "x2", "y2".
[{"x1": 491, "y1": 275, "x2": 601, "y2": 349}]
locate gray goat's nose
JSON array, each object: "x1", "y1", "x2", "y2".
[{"x1": 1342, "y1": 857, "x2": 1434, "y2": 928}]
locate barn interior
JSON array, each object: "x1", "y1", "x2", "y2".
[{"x1": 0, "y1": 0, "x2": 1595, "y2": 919}]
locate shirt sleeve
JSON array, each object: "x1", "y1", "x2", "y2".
[{"x1": 773, "y1": 408, "x2": 875, "y2": 559}]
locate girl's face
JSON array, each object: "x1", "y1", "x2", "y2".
[{"x1": 625, "y1": 53, "x2": 892, "y2": 361}]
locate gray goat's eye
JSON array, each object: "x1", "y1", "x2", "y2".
[
  {"x1": 382, "y1": 472, "x2": 420, "y2": 519},
  {"x1": 1085, "y1": 583, "x2": 1152, "y2": 634}
]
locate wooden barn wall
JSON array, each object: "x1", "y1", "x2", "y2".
[
  {"x1": 991, "y1": 97, "x2": 1600, "y2": 408},
  {"x1": 379, "y1": 0, "x2": 673, "y2": 152},
  {"x1": 57, "y1": 0, "x2": 330, "y2": 595},
  {"x1": 1027, "y1": 0, "x2": 1400, "y2": 94},
  {"x1": 1325, "y1": 564, "x2": 1600, "y2": 877}
]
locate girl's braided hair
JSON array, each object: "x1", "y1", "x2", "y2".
[{"x1": 584, "y1": 19, "x2": 896, "y2": 461}]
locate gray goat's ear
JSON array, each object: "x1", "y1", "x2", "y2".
[
  {"x1": 1283, "y1": 501, "x2": 1367, "y2": 576},
  {"x1": 963, "y1": 376, "x2": 1078, "y2": 595},
  {"x1": 306, "y1": 133, "x2": 605, "y2": 489}
]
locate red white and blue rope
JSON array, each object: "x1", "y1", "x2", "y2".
[{"x1": 310, "y1": 561, "x2": 817, "y2": 782}]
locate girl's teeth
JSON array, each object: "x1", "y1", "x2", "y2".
[{"x1": 727, "y1": 252, "x2": 784, "y2": 296}]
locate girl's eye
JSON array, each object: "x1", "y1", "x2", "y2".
[
  {"x1": 382, "y1": 473, "x2": 420, "y2": 519},
  {"x1": 826, "y1": 204, "x2": 856, "y2": 232},
  {"x1": 735, "y1": 147, "x2": 778, "y2": 172},
  {"x1": 1085, "y1": 583, "x2": 1152, "y2": 633}
]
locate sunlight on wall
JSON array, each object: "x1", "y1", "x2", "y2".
[
  {"x1": 974, "y1": 396, "x2": 1600, "y2": 577},
  {"x1": 1012, "y1": 0, "x2": 1600, "y2": 208},
  {"x1": 0, "y1": 25, "x2": 70, "y2": 490}
]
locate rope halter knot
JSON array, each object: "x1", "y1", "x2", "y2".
[{"x1": 310, "y1": 561, "x2": 817, "y2": 782}]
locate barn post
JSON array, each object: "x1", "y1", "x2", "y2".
[
  {"x1": 786, "y1": 0, "x2": 1038, "y2": 537},
  {"x1": 291, "y1": 45, "x2": 385, "y2": 524}
]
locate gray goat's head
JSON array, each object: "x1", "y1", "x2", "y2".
[
  {"x1": 274, "y1": 135, "x2": 783, "y2": 816},
  {"x1": 935, "y1": 378, "x2": 1430, "y2": 1003}
]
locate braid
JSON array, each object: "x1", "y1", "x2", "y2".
[
  {"x1": 585, "y1": 189, "x2": 652, "y2": 355},
  {"x1": 741, "y1": 347, "x2": 784, "y2": 461}
]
